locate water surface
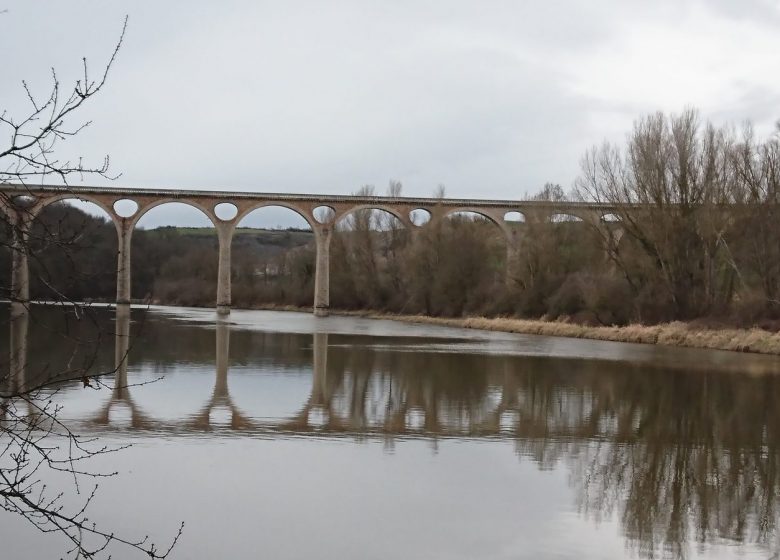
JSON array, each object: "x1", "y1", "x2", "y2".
[{"x1": 2, "y1": 304, "x2": 780, "y2": 559}]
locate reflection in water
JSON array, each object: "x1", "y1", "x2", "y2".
[
  {"x1": 4, "y1": 304, "x2": 780, "y2": 559},
  {"x1": 6, "y1": 303, "x2": 28, "y2": 395},
  {"x1": 91, "y1": 305, "x2": 153, "y2": 428},
  {"x1": 1, "y1": 304, "x2": 29, "y2": 425},
  {"x1": 288, "y1": 331, "x2": 331, "y2": 431},
  {"x1": 187, "y1": 319, "x2": 252, "y2": 430}
]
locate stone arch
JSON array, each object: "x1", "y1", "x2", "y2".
[
  {"x1": 548, "y1": 212, "x2": 585, "y2": 223},
  {"x1": 408, "y1": 208, "x2": 432, "y2": 227},
  {"x1": 326, "y1": 205, "x2": 411, "y2": 312},
  {"x1": 228, "y1": 204, "x2": 317, "y2": 308},
  {"x1": 214, "y1": 202, "x2": 239, "y2": 221},
  {"x1": 234, "y1": 202, "x2": 316, "y2": 231},
  {"x1": 16, "y1": 195, "x2": 119, "y2": 303},
  {"x1": 444, "y1": 208, "x2": 520, "y2": 289},
  {"x1": 503, "y1": 211, "x2": 525, "y2": 223},
  {"x1": 34, "y1": 194, "x2": 118, "y2": 225},
  {"x1": 444, "y1": 208, "x2": 512, "y2": 242},
  {"x1": 335, "y1": 204, "x2": 408, "y2": 230},
  {"x1": 131, "y1": 198, "x2": 217, "y2": 230},
  {"x1": 229, "y1": 203, "x2": 327, "y2": 316},
  {"x1": 128, "y1": 201, "x2": 221, "y2": 307}
]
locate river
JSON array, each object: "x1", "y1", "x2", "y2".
[{"x1": 2, "y1": 303, "x2": 780, "y2": 559}]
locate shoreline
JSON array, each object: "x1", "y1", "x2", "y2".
[
  {"x1": 244, "y1": 304, "x2": 780, "y2": 356},
  {"x1": 10, "y1": 300, "x2": 780, "y2": 356}
]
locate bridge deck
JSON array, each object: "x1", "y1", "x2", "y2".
[{"x1": 0, "y1": 183, "x2": 615, "y2": 210}]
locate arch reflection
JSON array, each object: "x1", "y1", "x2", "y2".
[
  {"x1": 6, "y1": 303, "x2": 780, "y2": 559},
  {"x1": 187, "y1": 320, "x2": 252, "y2": 430},
  {"x1": 91, "y1": 306, "x2": 152, "y2": 428}
]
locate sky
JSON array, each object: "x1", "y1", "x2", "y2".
[{"x1": 2, "y1": 0, "x2": 779, "y2": 228}]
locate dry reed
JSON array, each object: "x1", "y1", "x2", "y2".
[{"x1": 246, "y1": 304, "x2": 780, "y2": 356}]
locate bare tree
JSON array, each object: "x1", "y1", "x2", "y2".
[
  {"x1": 729, "y1": 123, "x2": 780, "y2": 306},
  {"x1": 576, "y1": 109, "x2": 735, "y2": 319},
  {"x1": 0, "y1": 19, "x2": 125, "y2": 185},
  {"x1": 1, "y1": 14, "x2": 182, "y2": 559}
]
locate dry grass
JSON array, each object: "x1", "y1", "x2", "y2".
[
  {"x1": 381, "y1": 315, "x2": 780, "y2": 355},
  {"x1": 245, "y1": 304, "x2": 780, "y2": 356}
]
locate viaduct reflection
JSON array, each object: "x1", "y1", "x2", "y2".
[
  {"x1": 5, "y1": 306, "x2": 780, "y2": 558},
  {"x1": 186, "y1": 320, "x2": 252, "y2": 431},
  {"x1": 90, "y1": 305, "x2": 153, "y2": 428}
]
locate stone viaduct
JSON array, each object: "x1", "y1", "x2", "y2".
[{"x1": 0, "y1": 184, "x2": 622, "y2": 316}]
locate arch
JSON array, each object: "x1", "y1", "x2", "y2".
[
  {"x1": 29, "y1": 197, "x2": 116, "y2": 234},
  {"x1": 601, "y1": 212, "x2": 621, "y2": 223},
  {"x1": 66, "y1": 199, "x2": 117, "y2": 222},
  {"x1": 214, "y1": 202, "x2": 238, "y2": 221},
  {"x1": 21, "y1": 197, "x2": 118, "y2": 303},
  {"x1": 5, "y1": 194, "x2": 37, "y2": 207},
  {"x1": 113, "y1": 199, "x2": 139, "y2": 218},
  {"x1": 235, "y1": 204, "x2": 313, "y2": 231},
  {"x1": 228, "y1": 205, "x2": 318, "y2": 309},
  {"x1": 35, "y1": 194, "x2": 117, "y2": 224},
  {"x1": 328, "y1": 206, "x2": 410, "y2": 312},
  {"x1": 0, "y1": 195, "x2": 37, "y2": 224},
  {"x1": 443, "y1": 208, "x2": 519, "y2": 291},
  {"x1": 100, "y1": 400, "x2": 135, "y2": 427},
  {"x1": 234, "y1": 202, "x2": 316, "y2": 231},
  {"x1": 335, "y1": 205, "x2": 407, "y2": 230},
  {"x1": 313, "y1": 205, "x2": 336, "y2": 225},
  {"x1": 549, "y1": 213, "x2": 584, "y2": 223},
  {"x1": 132, "y1": 199, "x2": 217, "y2": 229},
  {"x1": 444, "y1": 208, "x2": 511, "y2": 242},
  {"x1": 409, "y1": 208, "x2": 431, "y2": 227},
  {"x1": 503, "y1": 211, "x2": 525, "y2": 223},
  {"x1": 130, "y1": 202, "x2": 221, "y2": 307}
]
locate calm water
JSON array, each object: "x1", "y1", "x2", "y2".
[{"x1": 3, "y1": 304, "x2": 780, "y2": 559}]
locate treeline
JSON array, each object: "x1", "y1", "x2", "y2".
[
  {"x1": 577, "y1": 109, "x2": 780, "y2": 326},
  {"x1": 328, "y1": 109, "x2": 780, "y2": 327},
  {"x1": 3, "y1": 108, "x2": 780, "y2": 328}
]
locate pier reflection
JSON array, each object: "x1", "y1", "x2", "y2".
[
  {"x1": 90, "y1": 306, "x2": 152, "y2": 428},
  {"x1": 1, "y1": 303, "x2": 28, "y2": 423},
  {"x1": 4, "y1": 304, "x2": 780, "y2": 558},
  {"x1": 187, "y1": 319, "x2": 252, "y2": 430},
  {"x1": 6, "y1": 303, "x2": 28, "y2": 395}
]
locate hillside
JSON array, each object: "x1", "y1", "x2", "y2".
[{"x1": 142, "y1": 226, "x2": 314, "y2": 258}]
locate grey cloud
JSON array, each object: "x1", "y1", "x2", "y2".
[{"x1": 2, "y1": 0, "x2": 778, "y2": 228}]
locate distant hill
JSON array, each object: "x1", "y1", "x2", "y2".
[{"x1": 141, "y1": 226, "x2": 314, "y2": 258}]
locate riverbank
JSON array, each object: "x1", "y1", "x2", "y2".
[
  {"x1": 245, "y1": 303, "x2": 780, "y2": 356},
  {"x1": 16, "y1": 299, "x2": 780, "y2": 356},
  {"x1": 376, "y1": 315, "x2": 780, "y2": 356}
]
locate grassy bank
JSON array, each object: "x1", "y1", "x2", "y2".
[
  {"x1": 245, "y1": 303, "x2": 780, "y2": 356},
  {"x1": 373, "y1": 315, "x2": 780, "y2": 356}
]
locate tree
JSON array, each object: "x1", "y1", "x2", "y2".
[
  {"x1": 729, "y1": 123, "x2": 780, "y2": 308},
  {"x1": 331, "y1": 182, "x2": 408, "y2": 310},
  {"x1": 1, "y1": 14, "x2": 182, "y2": 559},
  {"x1": 576, "y1": 108, "x2": 735, "y2": 319}
]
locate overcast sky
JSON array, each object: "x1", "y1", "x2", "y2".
[{"x1": 2, "y1": 1, "x2": 779, "y2": 228}]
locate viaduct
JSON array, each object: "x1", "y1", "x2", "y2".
[{"x1": 0, "y1": 184, "x2": 622, "y2": 316}]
